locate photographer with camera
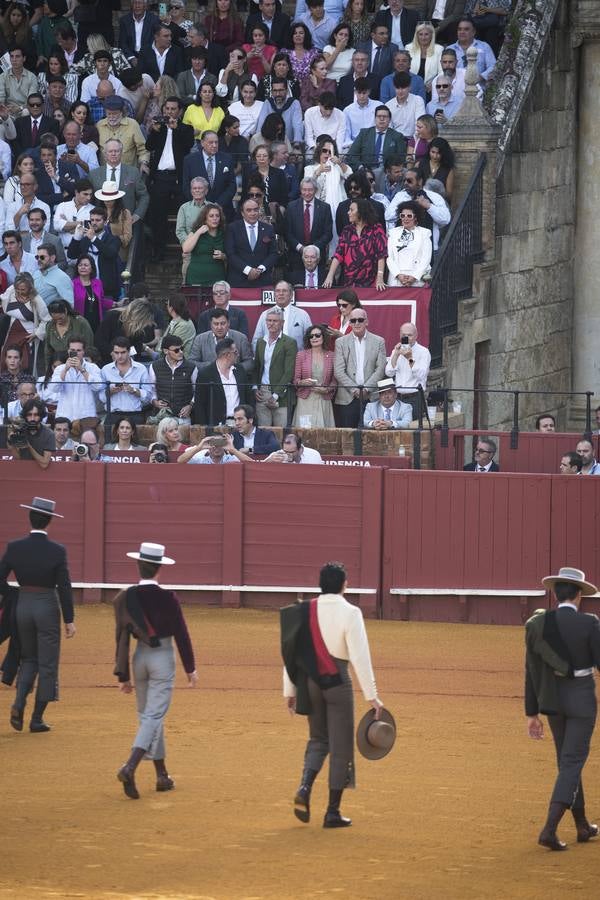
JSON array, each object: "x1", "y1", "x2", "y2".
[
  {"x1": 145, "y1": 96, "x2": 194, "y2": 263},
  {"x1": 385, "y1": 322, "x2": 431, "y2": 421},
  {"x1": 177, "y1": 433, "x2": 249, "y2": 465},
  {"x1": 148, "y1": 441, "x2": 170, "y2": 464},
  {"x1": 50, "y1": 337, "x2": 104, "y2": 428},
  {"x1": 8, "y1": 398, "x2": 56, "y2": 470}
]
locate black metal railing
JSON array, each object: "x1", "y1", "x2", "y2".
[{"x1": 429, "y1": 153, "x2": 487, "y2": 367}]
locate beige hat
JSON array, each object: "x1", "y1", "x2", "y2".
[
  {"x1": 542, "y1": 567, "x2": 597, "y2": 596},
  {"x1": 20, "y1": 496, "x2": 63, "y2": 518},
  {"x1": 356, "y1": 708, "x2": 396, "y2": 760},
  {"x1": 94, "y1": 180, "x2": 125, "y2": 202},
  {"x1": 126, "y1": 542, "x2": 175, "y2": 565}
]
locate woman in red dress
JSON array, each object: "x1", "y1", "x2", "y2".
[{"x1": 323, "y1": 199, "x2": 387, "y2": 291}]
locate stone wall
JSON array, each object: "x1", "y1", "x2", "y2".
[{"x1": 438, "y1": 0, "x2": 577, "y2": 431}]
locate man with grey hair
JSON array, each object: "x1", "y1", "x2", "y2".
[
  {"x1": 385, "y1": 321, "x2": 431, "y2": 420},
  {"x1": 270, "y1": 141, "x2": 300, "y2": 200},
  {"x1": 175, "y1": 176, "x2": 208, "y2": 279},
  {"x1": 463, "y1": 437, "x2": 499, "y2": 472},
  {"x1": 197, "y1": 280, "x2": 249, "y2": 337},
  {"x1": 290, "y1": 245, "x2": 325, "y2": 288},
  {"x1": 252, "y1": 307, "x2": 297, "y2": 426},
  {"x1": 88, "y1": 138, "x2": 149, "y2": 221},
  {"x1": 252, "y1": 281, "x2": 312, "y2": 351},
  {"x1": 284, "y1": 177, "x2": 333, "y2": 272}
]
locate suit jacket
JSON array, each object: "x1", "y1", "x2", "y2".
[
  {"x1": 423, "y1": 0, "x2": 466, "y2": 34},
  {"x1": 176, "y1": 69, "x2": 218, "y2": 105},
  {"x1": 345, "y1": 126, "x2": 407, "y2": 172},
  {"x1": 224, "y1": 218, "x2": 279, "y2": 288},
  {"x1": 333, "y1": 331, "x2": 387, "y2": 405},
  {"x1": 197, "y1": 304, "x2": 249, "y2": 337},
  {"x1": 232, "y1": 426, "x2": 280, "y2": 454},
  {"x1": 252, "y1": 304, "x2": 312, "y2": 351},
  {"x1": 88, "y1": 164, "x2": 150, "y2": 220},
  {"x1": 284, "y1": 197, "x2": 333, "y2": 266},
  {"x1": 244, "y1": 11, "x2": 291, "y2": 48},
  {"x1": 189, "y1": 328, "x2": 254, "y2": 374},
  {"x1": 241, "y1": 163, "x2": 289, "y2": 207},
  {"x1": 363, "y1": 398, "x2": 413, "y2": 428},
  {"x1": 34, "y1": 158, "x2": 80, "y2": 210},
  {"x1": 13, "y1": 114, "x2": 59, "y2": 156},
  {"x1": 118, "y1": 11, "x2": 162, "y2": 59},
  {"x1": 185, "y1": 41, "x2": 227, "y2": 78},
  {"x1": 67, "y1": 228, "x2": 122, "y2": 299},
  {"x1": 289, "y1": 262, "x2": 327, "y2": 287},
  {"x1": 336, "y1": 72, "x2": 379, "y2": 109},
  {"x1": 192, "y1": 361, "x2": 251, "y2": 425},
  {"x1": 22, "y1": 231, "x2": 67, "y2": 269},
  {"x1": 137, "y1": 44, "x2": 185, "y2": 82},
  {"x1": 463, "y1": 460, "x2": 500, "y2": 472},
  {"x1": 294, "y1": 349, "x2": 336, "y2": 400},
  {"x1": 182, "y1": 150, "x2": 236, "y2": 218},
  {"x1": 0, "y1": 532, "x2": 74, "y2": 624},
  {"x1": 356, "y1": 39, "x2": 399, "y2": 90},
  {"x1": 146, "y1": 121, "x2": 195, "y2": 182},
  {"x1": 253, "y1": 333, "x2": 297, "y2": 408},
  {"x1": 374, "y1": 8, "x2": 420, "y2": 47}
]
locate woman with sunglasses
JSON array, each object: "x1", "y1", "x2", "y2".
[
  {"x1": 386, "y1": 200, "x2": 432, "y2": 286},
  {"x1": 293, "y1": 325, "x2": 337, "y2": 428},
  {"x1": 326, "y1": 289, "x2": 363, "y2": 342},
  {"x1": 304, "y1": 136, "x2": 351, "y2": 244}
]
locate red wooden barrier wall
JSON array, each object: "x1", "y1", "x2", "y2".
[{"x1": 432, "y1": 430, "x2": 600, "y2": 474}]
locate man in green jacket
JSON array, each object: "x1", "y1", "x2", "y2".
[{"x1": 253, "y1": 308, "x2": 297, "y2": 427}]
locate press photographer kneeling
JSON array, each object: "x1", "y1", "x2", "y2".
[{"x1": 7, "y1": 399, "x2": 55, "y2": 470}]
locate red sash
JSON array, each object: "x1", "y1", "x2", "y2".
[{"x1": 309, "y1": 597, "x2": 339, "y2": 677}]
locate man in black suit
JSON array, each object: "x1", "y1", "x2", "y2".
[
  {"x1": 0, "y1": 496, "x2": 75, "y2": 734},
  {"x1": 232, "y1": 403, "x2": 280, "y2": 454},
  {"x1": 118, "y1": 0, "x2": 161, "y2": 63},
  {"x1": 336, "y1": 50, "x2": 378, "y2": 108},
  {"x1": 186, "y1": 24, "x2": 228, "y2": 77},
  {"x1": 284, "y1": 177, "x2": 333, "y2": 272},
  {"x1": 182, "y1": 130, "x2": 236, "y2": 219},
  {"x1": 13, "y1": 93, "x2": 59, "y2": 156},
  {"x1": 374, "y1": 0, "x2": 420, "y2": 49},
  {"x1": 224, "y1": 196, "x2": 279, "y2": 288},
  {"x1": 526, "y1": 567, "x2": 600, "y2": 850},
  {"x1": 463, "y1": 437, "x2": 500, "y2": 472},
  {"x1": 357, "y1": 23, "x2": 398, "y2": 95},
  {"x1": 145, "y1": 97, "x2": 194, "y2": 261},
  {"x1": 35, "y1": 143, "x2": 79, "y2": 209},
  {"x1": 192, "y1": 337, "x2": 251, "y2": 426},
  {"x1": 423, "y1": 0, "x2": 465, "y2": 44},
  {"x1": 197, "y1": 281, "x2": 249, "y2": 336},
  {"x1": 244, "y1": 0, "x2": 291, "y2": 47},
  {"x1": 290, "y1": 245, "x2": 327, "y2": 288},
  {"x1": 137, "y1": 22, "x2": 185, "y2": 83}
]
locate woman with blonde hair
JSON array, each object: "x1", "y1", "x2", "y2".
[
  {"x1": 71, "y1": 33, "x2": 131, "y2": 77},
  {"x1": 142, "y1": 75, "x2": 181, "y2": 133},
  {"x1": 95, "y1": 298, "x2": 159, "y2": 364},
  {"x1": 0, "y1": 273, "x2": 50, "y2": 372},
  {"x1": 405, "y1": 22, "x2": 444, "y2": 94},
  {"x1": 156, "y1": 417, "x2": 189, "y2": 453}
]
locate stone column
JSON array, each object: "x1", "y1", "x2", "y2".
[{"x1": 572, "y1": 40, "x2": 600, "y2": 397}]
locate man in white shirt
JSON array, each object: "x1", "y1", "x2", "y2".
[
  {"x1": 363, "y1": 377, "x2": 412, "y2": 428},
  {"x1": 252, "y1": 281, "x2": 312, "y2": 352},
  {"x1": 56, "y1": 25, "x2": 79, "y2": 68},
  {"x1": 228, "y1": 80, "x2": 264, "y2": 138},
  {"x1": 264, "y1": 431, "x2": 323, "y2": 464},
  {"x1": 343, "y1": 80, "x2": 378, "y2": 148},
  {"x1": 5, "y1": 174, "x2": 51, "y2": 234},
  {"x1": 80, "y1": 51, "x2": 123, "y2": 104},
  {"x1": 101, "y1": 337, "x2": 151, "y2": 429},
  {"x1": 56, "y1": 122, "x2": 99, "y2": 178},
  {"x1": 386, "y1": 169, "x2": 450, "y2": 250},
  {"x1": 385, "y1": 71, "x2": 425, "y2": 137},
  {"x1": 304, "y1": 92, "x2": 345, "y2": 157},
  {"x1": 430, "y1": 47, "x2": 466, "y2": 102},
  {"x1": 385, "y1": 322, "x2": 431, "y2": 420},
  {"x1": 0, "y1": 231, "x2": 37, "y2": 285},
  {"x1": 50, "y1": 337, "x2": 105, "y2": 427},
  {"x1": 53, "y1": 179, "x2": 95, "y2": 250}
]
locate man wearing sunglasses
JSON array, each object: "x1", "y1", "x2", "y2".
[
  {"x1": 13, "y1": 93, "x2": 59, "y2": 157},
  {"x1": 463, "y1": 437, "x2": 499, "y2": 472},
  {"x1": 333, "y1": 311, "x2": 386, "y2": 428},
  {"x1": 148, "y1": 335, "x2": 197, "y2": 424},
  {"x1": 32, "y1": 243, "x2": 74, "y2": 307}
]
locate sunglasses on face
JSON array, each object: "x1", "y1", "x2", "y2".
[
  {"x1": 350, "y1": 318, "x2": 366, "y2": 324},
  {"x1": 309, "y1": 333, "x2": 323, "y2": 339},
  {"x1": 28, "y1": 102, "x2": 42, "y2": 108},
  {"x1": 337, "y1": 302, "x2": 349, "y2": 308}
]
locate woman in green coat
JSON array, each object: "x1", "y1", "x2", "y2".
[{"x1": 182, "y1": 204, "x2": 227, "y2": 286}]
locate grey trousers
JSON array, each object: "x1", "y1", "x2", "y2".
[
  {"x1": 548, "y1": 677, "x2": 597, "y2": 808},
  {"x1": 132, "y1": 637, "x2": 176, "y2": 760},
  {"x1": 15, "y1": 589, "x2": 61, "y2": 705},
  {"x1": 302, "y1": 659, "x2": 355, "y2": 790}
]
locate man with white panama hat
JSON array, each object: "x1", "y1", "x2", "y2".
[
  {"x1": 114, "y1": 541, "x2": 197, "y2": 799},
  {"x1": 526, "y1": 566, "x2": 600, "y2": 850},
  {"x1": 0, "y1": 497, "x2": 75, "y2": 733}
]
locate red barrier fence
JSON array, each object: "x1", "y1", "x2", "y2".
[
  {"x1": 432, "y1": 430, "x2": 600, "y2": 474},
  {"x1": 2, "y1": 461, "x2": 600, "y2": 625}
]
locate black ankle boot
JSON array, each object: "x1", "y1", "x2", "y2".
[
  {"x1": 294, "y1": 768, "x2": 318, "y2": 823},
  {"x1": 539, "y1": 801, "x2": 568, "y2": 850},
  {"x1": 30, "y1": 701, "x2": 50, "y2": 733},
  {"x1": 117, "y1": 747, "x2": 146, "y2": 799},
  {"x1": 154, "y1": 759, "x2": 175, "y2": 792},
  {"x1": 323, "y1": 788, "x2": 352, "y2": 828},
  {"x1": 573, "y1": 808, "x2": 599, "y2": 843},
  {"x1": 10, "y1": 703, "x2": 24, "y2": 732}
]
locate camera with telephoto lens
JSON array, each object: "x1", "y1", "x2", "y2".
[
  {"x1": 149, "y1": 442, "x2": 169, "y2": 463},
  {"x1": 72, "y1": 443, "x2": 89, "y2": 460},
  {"x1": 7, "y1": 418, "x2": 38, "y2": 448},
  {"x1": 153, "y1": 115, "x2": 169, "y2": 125}
]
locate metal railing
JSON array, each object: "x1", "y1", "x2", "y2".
[{"x1": 429, "y1": 153, "x2": 486, "y2": 368}]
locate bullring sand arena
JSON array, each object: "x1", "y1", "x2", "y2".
[{"x1": 3, "y1": 606, "x2": 600, "y2": 900}]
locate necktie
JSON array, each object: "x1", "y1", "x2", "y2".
[
  {"x1": 207, "y1": 155, "x2": 214, "y2": 187},
  {"x1": 373, "y1": 46, "x2": 381, "y2": 75},
  {"x1": 31, "y1": 119, "x2": 38, "y2": 144},
  {"x1": 384, "y1": 408, "x2": 391, "y2": 420},
  {"x1": 110, "y1": 167, "x2": 117, "y2": 182},
  {"x1": 249, "y1": 224, "x2": 256, "y2": 249},
  {"x1": 308, "y1": 271, "x2": 315, "y2": 288},
  {"x1": 477, "y1": 465, "x2": 485, "y2": 472},
  {"x1": 303, "y1": 202, "x2": 311, "y2": 244},
  {"x1": 374, "y1": 130, "x2": 384, "y2": 164}
]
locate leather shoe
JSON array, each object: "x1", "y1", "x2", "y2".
[
  {"x1": 577, "y1": 823, "x2": 599, "y2": 843},
  {"x1": 323, "y1": 811, "x2": 352, "y2": 829},
  {"x1": 538, "y1": 830, "x2": 567, "y2": 851},
  {"x1": 10, "y1": 705, "x2": 23, "y2": 732},
  {"x1": 117, "y1": 764, "x2": 140, "y2": 799},
  {"x1": 294, "y1": 785, "x2": 310, "y2": 823},
  {"x1": 156, "y1": 774, "x2": 175, "y2": 792},
  {"x1": 29, "y1": 720, "x2": 50, "y2": 733}
]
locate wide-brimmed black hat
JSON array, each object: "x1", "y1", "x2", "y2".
[
  {"x1": 356, "y1": 708, "x2": 396, "y2": 760},
  {"x1": 20, "y1": 497, "x2": 63, "y2": 518}
]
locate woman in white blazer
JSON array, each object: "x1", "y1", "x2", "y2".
[
  {"x1": 386, "y1": 200, "x2": 432, "y2": 287},
  {"x1": 405, "y1": 22, "x2": 444, "y2": 93}
]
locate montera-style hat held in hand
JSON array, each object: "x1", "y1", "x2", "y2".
[
  {"x1": 356, "y1": 708, "x2": 396, "y2": 760},
  {"x1": 20, "y1": 497, "x2": 64, "y2": 518},
  {"x1": 126, "y1": 542, "x2": 175, "y2": 565},
  {"x1": 542, "y1": 567, "x2": 597, "y2": 596}
]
